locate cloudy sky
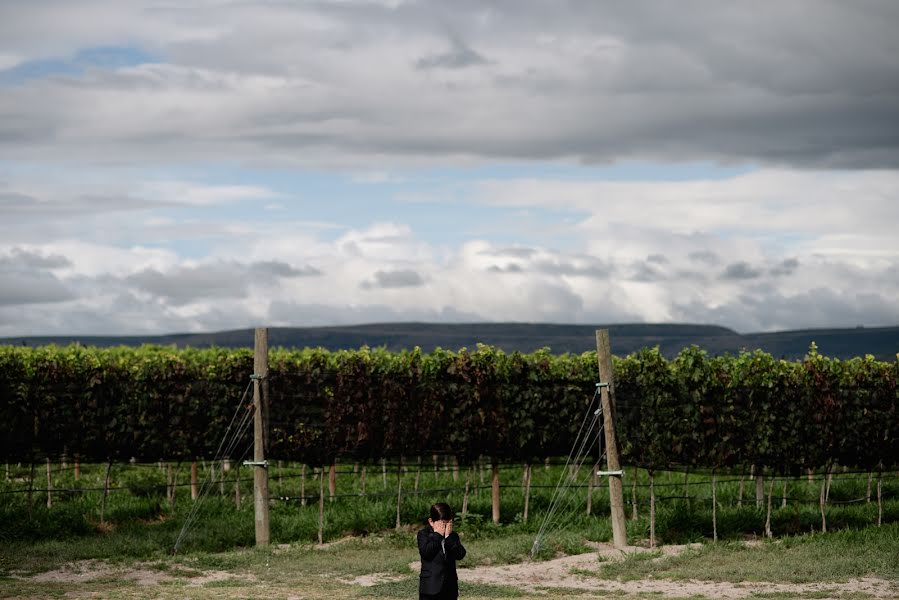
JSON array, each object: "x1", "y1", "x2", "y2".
[{"x1": 1, "y1": 0, "x2": 898, "y2": 336}]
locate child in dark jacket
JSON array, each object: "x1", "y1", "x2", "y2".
[{"x1": 417, "y1": 502, "x2": 467, "y2": 599}]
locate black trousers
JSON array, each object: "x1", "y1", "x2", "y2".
[{"x1": 419, "y1": 582, "x2": 458, "y2": 600}]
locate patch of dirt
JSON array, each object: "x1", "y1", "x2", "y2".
[
  {"x1": 456, "y1": 543, "x2": 899, "y2": 599},
  {"x1": 14, "y1": 560, "x2": 255, "y2": 588},
  {"x1": 337, "y1": 573, "x2": 407, "y2": 587}
]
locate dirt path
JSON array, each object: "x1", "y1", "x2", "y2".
[{"x1": 456, "y1": 543, "x2": 899, "y2": 599}]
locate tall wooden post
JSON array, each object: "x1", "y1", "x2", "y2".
[
  {"x1": 253, "y1": 327, "x2": 270, "y2": 546},
  {"x1": 596, "y1": 329, "x2": 628, "y2": 548}
]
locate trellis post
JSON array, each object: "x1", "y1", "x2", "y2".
[
  {"x1": 251, "y1": 327, "x2": 270, "y2": 546},
  {"x1": 596, "y1": 329, "x2": 628, "y2": 548}
]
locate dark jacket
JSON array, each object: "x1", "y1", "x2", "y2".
[{"x1": 417, "y1": 525, "x2": 467, "y2": 596}]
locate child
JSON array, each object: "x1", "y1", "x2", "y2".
[{"x1": 417, "y1": 502, "x2": 467, "y2": 599}]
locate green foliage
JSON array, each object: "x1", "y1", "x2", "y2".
[{"x1": 0, "y1": 344, "x2": 896, "y2": 473}]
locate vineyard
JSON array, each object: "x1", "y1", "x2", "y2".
[{"x1": 0, "y1": 343, "x2": 896, "y2": 473}]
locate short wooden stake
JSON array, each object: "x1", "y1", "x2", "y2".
[
  {"x1": 301, "y1": 464, "x2": 307, "y2": 506},
  {"x1": 462, "y1": 469, "x2": 471, "y2": 522},
  {"x1": 45, "y1": 457, "x2": 53, "y2": 509},
  {"x1": 414, "y1": 456, "x2": 422, "y2": 492},
  {"x1": 191, "y1": 461, "x2": 199, "y2": 500},
  {"x1": 101, "y1": 461, "x2": 112, "y2": 525},
  {"x1": 523, "y1": 463, "x2": 532, "y2": 523},
  {"x1": 866, "y1": 470, "x2": 873, "y2": 503},
  {"x1": 765, "y1": 477, "x2": 775, "y2": 538},
  {"x1": 711, "y1": 470, "x2": 717, "y2": 542},
  {"x1": 649, "y1": 472, "x2": 656, "y2": 549},
  {"x1": 395, "y1": 457, "x2": 403, "y2": 530},
  {"x1": 452, "y1": 456, "x2": 459, "y2": 482},
  {"x1": 819, "y1": 473, "x2": 827, "y2": 533},
  {"x1": 491, "y1": 458, "x2": 500, "y2": 524},
  {"x1": 318, "y1": 468, "x2": 325, "y2": 544},
  {"x1": 328, "y1": 463, "x2": 336, "y2": 501},
  {"x1": 360, "y1": 465, "x2": 367, "y2": 496},
  {"x1": 877, "y1": 469, "x2": 883, "y2": 527},
  {"x1": 632, "y1": 466, "x2": 638, "y2": 520},
  {"x1": 781, "y1": 480, "x2": 788, "y2": 508}
]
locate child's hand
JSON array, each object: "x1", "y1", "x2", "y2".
[{"x1": 444, "y1": 520, "x2": 453, "y2": 537}]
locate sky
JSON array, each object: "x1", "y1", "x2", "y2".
[{"x1": 1, "y1": 0, "x2": 898, "y2": 336}]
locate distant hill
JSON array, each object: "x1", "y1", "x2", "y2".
[{"x1": 2, "y1": 322, "x2": 897, "y2": 360}]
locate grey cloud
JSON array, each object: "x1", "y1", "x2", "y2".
[
  {"x1": 721, "y1": 261, "x2": 762, "y2": 280},
  {"x1": 487, "y1": 263, "x2": 524, "y2": 273},
  {"x1": 0, "y1": 271, "x2": 75, "y2": 306},
  {"x1": 770, "y1": 258, "x2": 800, "y2": 276},
  {"x1": 630, "y1": 262, "x2": 666, "y2": 282},
  {"x1": 362, "y1": 269, "x2": 425, "y2": 289},
  {"x1": 252, "y1": 260, "x2": 322, "y2": 278},
  {"x1": 534, "y1": 259, "x2": 612, "y2": 279},
  {"x1": 416, "y1": 36, "x2": 489, "y2": 70},
  {"x1": 646, "y1": 254, "x2": 668, "y2": 264},
  {"x1": 673, "y1": 286, "x2": 899, "y2": 333},
  {"x1": 689, "y1": 250, "x2": 720, "y2": 265},
  {"x1": 1, "y1": 1, "x2": 897, "y2": 167},
  {"x1": 126, "y1": 260, "x2": 320, "y2": 305},
  {"x1": 268, "y1": 300, "x2": 481, "y2": 327},
  {"x1": 0, "y1": 248, "x2": 75, "y2": 306},
  {"x1": 0, "y1": 248, "x2": 72, "y2": 269},
  {"x1": 480, "y1": 247, "x2": 537, "y2": 259}
]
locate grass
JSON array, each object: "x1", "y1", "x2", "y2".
[
  {"x1": 595, "y1": 522, "x2": 899, "y2": 583},
  {"x1": 1, "y1": 461, "x2": 897, "y2": 599}
]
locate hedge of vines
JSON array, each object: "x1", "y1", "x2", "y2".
[{"x1": 0, "y1": 344, "x2": 896, "y2": 473}]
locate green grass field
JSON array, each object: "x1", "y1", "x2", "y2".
[{"x1": 1, "y1": 460, "x2": 897, "y2": 599}]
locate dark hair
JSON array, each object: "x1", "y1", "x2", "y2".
[{"x1": 430, "y1": 502, "x2": 454, "y2": 522}]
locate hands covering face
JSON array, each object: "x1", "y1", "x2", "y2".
[{"x1": 430, "y1": 518, "x2": 453, "y2": 536}]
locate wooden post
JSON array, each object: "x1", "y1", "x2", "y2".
[
  {"x1": 649, "y1": 471, "x2": 656, "y2": 549},
  {"x1": 866, "y1": 470, "x2": 873, "y2": 503},
  {"x1": 631, "y1": 466, "x2": 638, "y2": 520},
  {"x1": 523, "y1": 463, "x2": 532, "y2": 523},
  {"x1": 167, "y1": 463, "x2": 175, "y2": 508},
  {"x1": 596, "y1": 329, "x2": 628, "y2": 548},
  {"x1": 586, "y1": 466, "x2": 595, "y2": 516},
  {"x1": 235, "y1": 462, "x2": 241, "y2": 508},
  {"x1": 781, "y1": 480, "x2": 788, "y2": 509},
  {"x1": 382, "y1": 458, "x2": 387, "y2": 488},
  {"x1": 395, "y1": 457, "x2": 403, "y2": 530},
  {"x1": 27, "y1": 462, "x2": 34, "y2": 514},
  {"x1": 491, "y1": 458, "x2": 500, "y2": 524},
  {"x1": 253, "y1": 327, "x2": 270, "y2": 546},
  {"x1": 819, "y1": 471, "x2": 827, "y2": 533},
  {"x1": 219, "y1": 461, "x2": 225, "y2": 496},
  {"x1": 329, "y1": 463, "x2": 336, "y2": 501},
  {"x1": 876, "y1": 469, "x2": 883, "y2": 527},
  {"x1": 361, "y1": 465, "x2": 367, "y2": 496},
  {"x1": 765, "y1": 477, "x2": 774, "y2": 538},
  {"x1": 101, "y1": 461, "x2": 112, "y2": 525},
  {"x1": 278, "y1": 460, "x2": 283, "y2": 496},
  {"x1": 737, "y1": 469, "x2": 744, "y2": 507},
  {"x1": 318, "y1": 468, "x2": 325, "y2": 544},
  {"x1": 711, "y1": 470, "x2": 717, "y2": 542},
  {"x1": 46, "y1": 457, "x2": 53, "y2": 509},
  {"x1": 755, "y1": 466, "x2": 764, "y2": 508},
  {"x1": 301, "y1": 464, "x2": 307, "y2": 506},
  {"x1": 415, "y1": 456, "x2": 422, "y2": 492},
  {"x1": 191, "y1": 461, "x2": 199, "y2": 500},
  {"x1": 462, "y1": 468, "x2": 471, "y2": 522},
  {"x1": 452, "y1": 456, "x2": 459, "y2": 482}
]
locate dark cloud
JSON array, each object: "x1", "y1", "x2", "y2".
[
  {"x1": 646, "y1": 254, "x2": 668, "y2": 264},
  {"x1": 770, "y1": 258, "x2": 800, "y2": 276},
  {"x1": 487, "y1": 263, "x2": 524, "y2": 274},
  {"x1": 2, "y1": 1, "x2": 897, "y2": 167},
  {"x1": 0, "y1": 248, "x2": 72, "y2": 269},
  {"x1": 126, "y1": 260, "x2": 320, "y2": 305},
  {"x1": 721, "y1": 261, "x2": 762, "y2": 280},
  {"x1": 688, "y1": 250, "x2": 720, "y2": 265},
  {"x1": 252, "y1": 260, "x2": 321, "y2": 278},
  {"x1": 362, "y1": 269, "x2": 425, "y2": 289},
  {"x1": 416, "y1": 37, "x2": 489, "y2": 70}
]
